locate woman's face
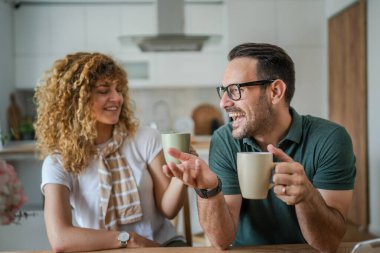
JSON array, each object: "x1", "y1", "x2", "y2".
[{"x1": 91, "y1": 79, "x2": 124, "y2": 127}]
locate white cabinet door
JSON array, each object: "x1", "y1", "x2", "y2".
[
  {"x1": 154, "y1": 53, "x2": 226, "y2": 87},
  {"x1": 120, "y1": 3, "x2": 157, "y2": 36},
  {"x1": 14, "y1": 6, "x2": 51, "y2": 55},
  {"x1": 86, "y1": 5, "x2": 122, "y2": 53},
  {"x1": 225, "y1": 0, "x2": 276, "y2": 49},
  {"x1": 15, "y1": 55, "x2": 58, "y2": 89},
  {"x1": 50, "y1": 5, "x2": 86, "y2": 54},
  {"x1": 185, "y1": 1, "x2": 224, "y2": 36}
]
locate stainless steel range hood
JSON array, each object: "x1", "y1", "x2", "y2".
[{"x1": 120, "y1": 0, "x2": 210, "y2": 52}]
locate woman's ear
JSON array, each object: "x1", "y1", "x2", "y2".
[{"x1": 270, "y1": 79, "x2": 287, "y2": 105}]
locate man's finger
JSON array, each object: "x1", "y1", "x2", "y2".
[
  {"x1": 267, "y1": 144, "x2": 293, "y2": 162},
  {"x1": 167, "y1": 147, "x2": 193, "y2": 162}
]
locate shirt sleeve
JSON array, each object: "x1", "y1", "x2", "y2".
[
  {"x1": 313, "y1": 126, "x2": 356, "y2": 190},
  {"x1": 136, "y1": 127, "x2": 162, "y2": 164},
  {"x1": 209, "y1": 126, "x2": 241, "y2": 195},
  {"x1": 40, "y1": 154, "x2": 72, "y2": 195}
]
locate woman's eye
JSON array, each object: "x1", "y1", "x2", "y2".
[{"x1": 97, "y1": 89, "x2": 109, "y2": 94}]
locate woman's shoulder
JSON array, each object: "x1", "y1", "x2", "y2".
[
  {"x1": 134, "y1": 126, "x2": 161, "y2": 139},
  {"x1": 123, "y1": 126, "x2": 161, "y2": 148}
]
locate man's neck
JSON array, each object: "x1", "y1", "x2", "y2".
[{"x1": 253, "y1": 107, "x2": 292, "y2": 151}]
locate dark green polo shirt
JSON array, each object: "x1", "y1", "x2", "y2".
[{"x1": 209, "y1": 108, "x2": 356, "y2": 246}]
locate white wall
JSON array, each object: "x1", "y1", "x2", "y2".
[
  {"x1": 367, "y1": 0, "x2": 380, "y2": 236},
  {"x1": 0, "y1": 2, "x2": 14, "y2": 137}
]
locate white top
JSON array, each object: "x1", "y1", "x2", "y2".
[{"x1": 41, "y1": 126, "x2": 178, "y2": 244}]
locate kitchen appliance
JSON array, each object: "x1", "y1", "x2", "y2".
[{"x1": 119, "y1": 0, "x2": 213, "y2": 52}]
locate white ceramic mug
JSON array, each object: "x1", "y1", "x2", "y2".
[
  {"x1": 161, "y1": 132, "x2": 191, "y2": 164},
  {"x1": 237, "y1": 152, "x2": 276, "y2": 199}
]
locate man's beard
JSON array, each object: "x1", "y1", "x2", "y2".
[{"x1": 231, "y1": 94, "x2": 273, "y2": 139}]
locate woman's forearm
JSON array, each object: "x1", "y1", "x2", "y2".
[{"x1": 159, "y1": 177, "x2": 187, "y2": 219}]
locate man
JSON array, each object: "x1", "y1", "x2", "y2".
[{"x1": 163, "y1": 43, "x2": 356, "y2": 253}]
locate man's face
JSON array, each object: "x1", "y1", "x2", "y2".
[{"x1": 219, "y1": 57, "x2": 274, "y2": 139}]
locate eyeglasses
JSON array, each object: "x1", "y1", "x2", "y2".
[{"x1": 216, "y1": 79, "x2": 275, "y2": 101}]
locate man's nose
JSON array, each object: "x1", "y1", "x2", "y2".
[{"x1": 219, "y1": 91, "x2": 234, "y2": 109}]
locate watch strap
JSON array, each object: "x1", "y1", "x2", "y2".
[{"x1": 194, "y1": 177, "x2": 222, "y2": 199}]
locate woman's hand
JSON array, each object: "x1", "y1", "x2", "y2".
[{"x1": 127, "y1": 232, "x2": 161, "y2": 248}]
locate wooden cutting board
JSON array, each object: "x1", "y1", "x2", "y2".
[{"x1": 191, "y1": 104, "x2": 224, "y2": 135}]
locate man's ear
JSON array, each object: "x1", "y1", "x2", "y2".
[{"x1": 269, "y1": 79, "x2": 287, "y2": 105}]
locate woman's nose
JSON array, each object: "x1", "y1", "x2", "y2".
[{"x1": 110, "y1": 89, "x2": 122, "y2": 101}]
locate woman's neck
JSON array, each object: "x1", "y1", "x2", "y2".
[{"x1": 95, "y1": 123, "x2": 114, "y2": 144}]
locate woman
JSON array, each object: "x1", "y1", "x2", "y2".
[{"x1": 35, "y1": 52, "x2": 187, "y2": 252}]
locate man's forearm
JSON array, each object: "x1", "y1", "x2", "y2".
[
  {"x1": 197, "y1": 193, "x2": 236, "y2": 250},
  {"x1": 296, "y1": 188, "x2": 347, "y2": 253}
]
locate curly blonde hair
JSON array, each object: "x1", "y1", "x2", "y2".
[{"x1": 34, "y1": 52, "x2": 138, "y2": 174}]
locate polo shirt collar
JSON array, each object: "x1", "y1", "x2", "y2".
[{"x1": 242, "y1": 107, "x2": 302, "y2": 149}]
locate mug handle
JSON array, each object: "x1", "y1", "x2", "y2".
[{"x1": 268, "y1": 162, "x2": 279, "y2": 190}]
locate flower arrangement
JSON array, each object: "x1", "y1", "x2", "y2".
[{"x1": 0, "y1": 159, "x2": 27, "y2": 225}]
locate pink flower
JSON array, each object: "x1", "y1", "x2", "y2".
[{"x1": 0, "y1": 159, "x2": 27, "y2": 225}]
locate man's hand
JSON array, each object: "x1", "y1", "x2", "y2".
[
  {"x1": 162, "y1": 147, "x2": 218, "y2": 189},
  {"x1": 268, "y1": 144, "x2": 315, "y2": 205}
]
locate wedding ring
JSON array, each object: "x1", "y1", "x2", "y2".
[{"x1": 282, "y1": 186, "x2": 287, "y2": 195}]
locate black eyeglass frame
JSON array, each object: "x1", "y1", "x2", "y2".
[{"x1": 216, "y1": 79, "x2": 275, "y2": 101}]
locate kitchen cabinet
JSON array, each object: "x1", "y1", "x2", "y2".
[
  {"x1": 13, "y1": 0, "x2": 226, "y2": 89},
  {"x1": 225, "y1": 0, "x2": 325, "y2": 48},
  {"x1": 185, "y1": 0, "x2": 224, "y2": 36},
  {"x1": 13, "y1": 2, "x2": 157, "y2": 89},
  {"x1": 225, "y1": 0, "x2": 277, "y2": 49},
  {"x1": 153, "y1": 52, "x2": 226, "y2": 87}
]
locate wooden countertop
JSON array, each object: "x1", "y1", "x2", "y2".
[
  {"x1": 0, "y1": 141, "x2": 36, "y2": 154},
  {"x1": 0, "y1": 141, "x2": 38, "y2": 160},
  {"x1": 0, "y1": 137, "x2": 210, "y2": 161},
  {"x1": 191, "y1": 135, "x2": 211, "y2": 150},
  {"x1": 0, "y1": 242, "x2": 357, "y2": 253}
]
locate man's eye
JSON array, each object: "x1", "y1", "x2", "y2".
[{"x1": 229, "y1": 86, "x2": 239, "y2": 94}]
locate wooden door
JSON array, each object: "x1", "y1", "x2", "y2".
[{"x1": 328, "y1": 0, "x2": 368, "y2": 228}]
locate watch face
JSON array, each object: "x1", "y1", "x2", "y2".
[{"x1": 118, "y1": 231, "x2": 130, "y2": 242}]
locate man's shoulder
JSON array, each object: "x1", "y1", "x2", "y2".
[
  {"x1": 212, "y1": 123, "x2": 235, "y2": 142},
  {"x1": 213, "y1": 123, "x2": 232, "y2": 136},
  {"x1": 302, "y1": 114, "x2": 345, "y2": 132},
  {"x1": 300, "y1": 114, "x2": 351, "y2": 144}
]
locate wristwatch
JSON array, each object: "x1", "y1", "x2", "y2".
[
  {"x1": 117, "y1": 231, "x2": 130, "y2": 248},
  {"x1": 194, "y1": 177, "x2": 222, "y2": 199}
]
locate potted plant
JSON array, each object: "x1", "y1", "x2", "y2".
[{"x1": 19, "y1": 120, "x2": 35, "y2": 140}]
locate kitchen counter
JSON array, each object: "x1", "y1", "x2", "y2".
[
  {"x1": 0, "y1": 141, "x2": 38, "y2": 161},
  {"x1": 0, "y1": 136, "x2": 211, "y2": 161}
]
